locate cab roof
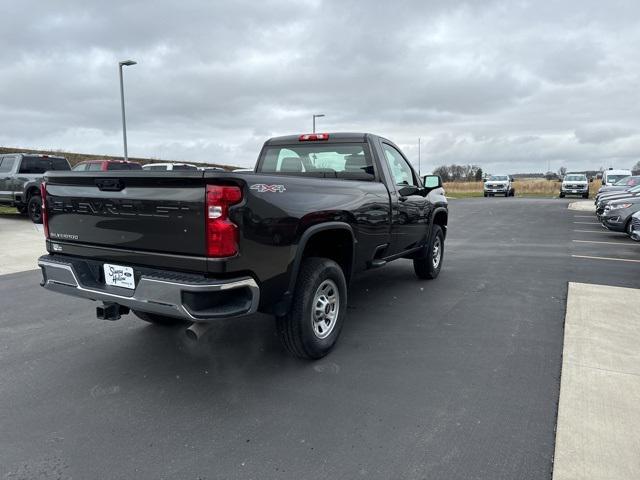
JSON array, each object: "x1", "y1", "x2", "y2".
[{"x1": 265, "y1": 132, "x2": 375, "y2": 145}]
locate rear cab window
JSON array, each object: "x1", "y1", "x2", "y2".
[
  {"x1": 257, "y1": 143, "x2": 375, "y2": 181},
  {"x1": 18, "y1": 156, "x2": 70, "y2": 173}
]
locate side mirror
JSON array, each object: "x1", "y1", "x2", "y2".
[
  {"x1": 589, "y1": 178, "x2": 594, "y2": 183},
  {"x1": 482, "y1": 178, "x2": 487, "y2": 183},
  {"x1": 422, "y1": 175, "x2": 442, "y2": 190},
  {"x1": 398, "y1": 185, "x2": 420, "y2": 197}
]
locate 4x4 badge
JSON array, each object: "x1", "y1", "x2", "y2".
[{"x1": 250, "y1": 184, "x2": 286, "y2": 193}]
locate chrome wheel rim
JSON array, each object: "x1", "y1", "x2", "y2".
[
  {"x1": 432, "y1": 237, "x2": 442, "y2": 269},
  {"x1": 311, "y1": 279, "x2": 339, "y2": 339}
]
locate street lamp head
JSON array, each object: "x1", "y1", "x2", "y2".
[
  {"x1": 119, "y1": 60, "x2": 137, "y2": 67},
  {"x1": 313, "y1": 114, "x2": 325, "y2": 118}
]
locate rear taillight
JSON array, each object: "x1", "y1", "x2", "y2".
[
  {"x1": 206, "y1": 185, "x2": 242, "y2": 257},
  {"x1": 40, "y1": 182, "x2": 49, "y2": 239}
]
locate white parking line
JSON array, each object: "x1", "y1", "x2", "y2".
[
  {"x1": 573, "y1": 229, "x2": 611, "y2": 234},
  {"x1": 573, "y1": 221, "x2": 601, "y2": 225},
  {"x1": 573, "y1": 240, "x2": 639, "y2": 246},
  {"x1": 573, "y1": 215, "x2": 595, "y2": 218},
  {"x1": 572, "y1": 255, "x2": 640, "y2": 263}
]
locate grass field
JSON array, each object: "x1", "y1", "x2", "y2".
[
  {"x1": 0, "y1": 205, "x2": 18, "y2": 215},
  {"x1": 444, "y1": 179, "x2": 602, "y2": 198}
]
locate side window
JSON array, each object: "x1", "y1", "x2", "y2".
[
  {"x1": 87, "y1": 163, "x2": 103, "y2": 171},
  {"x1": 0, "y1": 156, "x2": 16, "y2": 173},
  {"x1": 73, "y1": 163, "x2": 87, "y2": 171},
  {"x1": 382, "y1": 144, "x2": 417, "y2": 187}
]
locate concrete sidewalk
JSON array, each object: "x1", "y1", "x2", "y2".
[
  {"x1": 0, "y1": 215, "x2": 46, "y2": 275},
  {"x1": 568, "y1": 201, "x2": 596, "y2": 212},
  {"x1": 554, "y1": 282, "x2": 640, "y2": 480}
]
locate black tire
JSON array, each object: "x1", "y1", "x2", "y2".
[
  {"x1": 133, "y1": 310, "x2": 187, "y2": 326},
  {"x1": 626, "y1": 219, "x2": 634, "y2": 236},
  {"x1": 582, "y1": 192, "x2": 589, "y2": 199},
  {"x1": 276, "y1": 257, "x2": 347, "y2": 360},
  {"x1": 414, "y1": 224, "x2": 444, "y2": 280},
  {"x1": 559, "y1": 192, "x2": 565, "y2": 198},
  {"x1": 28, "y1": 195, "x2": 43, "y2": 224},
  {"x1": 483, "y1": 192, "x2": 488, "y2": 197},
  {"x1": 511, "y1": 189, "x2": 516, "y2": 197},
  {"x1": 17, "y1": 205, "x2": 28, "y2": 216}
]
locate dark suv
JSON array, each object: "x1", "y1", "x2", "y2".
[{"x1": 0, "y1": 153, "x2": 70, "y2": 222}]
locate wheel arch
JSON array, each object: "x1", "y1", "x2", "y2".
[{"x1": 275, "y1": 222, "x2": 356, "y2": 316}]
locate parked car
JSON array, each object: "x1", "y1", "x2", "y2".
[
  {"x1": 630, "y1": 211, "x2": 640, "y2": 241},
  {"x1": 596, "y1": 185, "x2": 640, "y2": 216},
  {"x1": 602, "y1": 168, "x2": 632, "y2": 187},
  {"x1": 0, "y1": 153, "x2": 70, "y2": 222},
  {"x1": 596, "y1": 175, "x2": 640, "y2": 199},
  {"x1": 600, "y1": 197, "x2": 640, "y2": 235},
  {"x1": 142, "y1": 162, "x2": 198, "y2": 171},
  {"x1": 73, "y1": 160, "x2": 142, "y2": 171},
  {"x1": 38, "y1": 133, "x2": 448, "y2": 359},
  {"x1": 560, "y1": 173, "x2": 590, "y2": 198},
  {"x1": 484, "y1": 175, "x2": 515, "y2": 197}
]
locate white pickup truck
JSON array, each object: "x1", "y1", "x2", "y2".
[{"x1": 560, "y1": 173, "x2": 590, "y2": 198}]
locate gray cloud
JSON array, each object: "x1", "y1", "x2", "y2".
[{"x1": 1, "y1": 0, "x2": 639, "y2": 172}]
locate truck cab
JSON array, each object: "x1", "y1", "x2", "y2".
[{"x1": 0, "y1": 153, "x2": 70, "y2": 222}]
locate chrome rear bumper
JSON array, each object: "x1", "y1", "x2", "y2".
[{"x1": 38, "y1": 255, "x2": 259, "y2": 322}]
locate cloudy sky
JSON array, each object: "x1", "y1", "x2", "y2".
[{"x1": 2, "y1": 0, "x2": 640, "y2": 173}]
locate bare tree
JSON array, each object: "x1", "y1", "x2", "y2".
[{"x1": 557, "y1": 166, "x2": 567, "y2": 177}]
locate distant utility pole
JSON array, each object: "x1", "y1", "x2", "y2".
[
  {"x1": 312, "y1": 114, "x2": 325, "y2": 133},
  {"x1": 118, "y1": 59, "x2": 137, "y2": 161},
  {"x1": 418, "y1": 137, "x2": 421, "y2": 176}
]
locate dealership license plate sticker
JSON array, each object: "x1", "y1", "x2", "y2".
[{"x1": 103, "y1": 263, "x2": 135, "y2": 289}]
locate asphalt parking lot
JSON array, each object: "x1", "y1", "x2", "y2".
[{"x1": 1, "y1": 198, "x2": 638, "y2": 479}]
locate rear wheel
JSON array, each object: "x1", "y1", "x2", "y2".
[
  {"x1": 28, "y1": 195, "x2": 43, "y2": 223},
  {"x1": 276, "y1": 257, "x2": 347, "y2": 359},
  {"x1": 414, "y1": 224, "x2": 444, "y2": 280},
  {"x1": 133, "y1": 310, "x2": 187, "y2": 326},
  {"x1": 582, "y1": 192, "x2": 589, "y2": 199}
]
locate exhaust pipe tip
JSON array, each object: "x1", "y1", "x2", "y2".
[{"x1": 185, "y1": 322, "x2": 213, "y2": 341}]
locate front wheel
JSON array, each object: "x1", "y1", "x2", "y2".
[
  {"x1": 276, "y1": 257, "x2": 347, "y2": 359},
  {"x1": 414, "y1": 225, "x2": 444, "y2": 280},
  {"x1": 559, "y1": 192, "x2": 565, "y2": 198},
  {"x1": 28, "y1": 195, "x2": 43, "y2": 224}
]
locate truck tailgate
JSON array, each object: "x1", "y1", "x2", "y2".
[{"x1": 44, "y1": 171, "x2": 207, "y2": 256}]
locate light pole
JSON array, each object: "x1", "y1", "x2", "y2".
[
  {"x1": 312, "y1": 114, "x2": 325, "y2": 133},
  {"x1": 118, "y1": 59, "x2": 137, "y2": 161},
  {"x1": 418, "y1": 137, "x2": 421, "y2": 176}
]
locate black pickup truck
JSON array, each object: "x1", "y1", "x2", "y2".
[{"x1": 38, "y1": 133, "x2": 448, "y2": 359}]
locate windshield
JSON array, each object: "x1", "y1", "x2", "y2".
[
  {"x1": 613, "y1": 176, "x2": 632, "y2": 185},
  {"x1": 258, "y1": 143, "x2": 374, "y2": 180},
  {"x1": 565, "y1": 174, "x2": 587, "y2": 181},
  {"x1": 488, "y1": 175, "x2": 508, "y2": 181},
  {"x1": 606, "y1": 174, "x2": 629, "y2": 184}
]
